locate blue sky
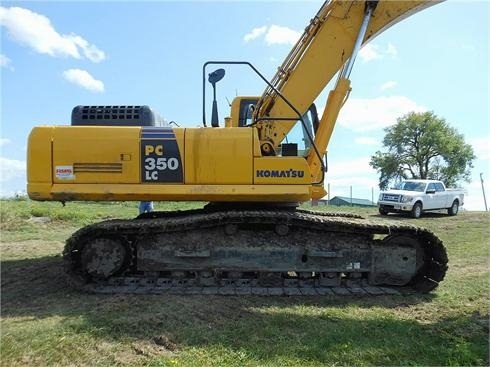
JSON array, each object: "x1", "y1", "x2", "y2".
[{"x1": 1, "y1": 1, "x2": 489, "y2": 210}]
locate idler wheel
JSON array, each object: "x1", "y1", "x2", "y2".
[
  {"x1": 275, "y1": 224, "x2": 289, "y2": 236},
  {"x1": 80, "y1": 237, "x2": 128, "y2": 279}
]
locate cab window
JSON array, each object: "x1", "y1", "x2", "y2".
[
  {"x1": 238, "y1": 99, "x2": 258, "y2": 126},
  {"x1": 283, "y1": 104, "x2": 318, "y2": 157},
  {"x1": 435, "y1": 182, "x2": 445, "y2": 192}
]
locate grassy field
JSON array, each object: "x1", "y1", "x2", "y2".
[{"x1": 1, "y1": 199, "x2": 489, "y2": 366}]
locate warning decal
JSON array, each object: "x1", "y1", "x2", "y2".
[{"x1": 55, "y1": 165, "x2": 75, "y2": 180}]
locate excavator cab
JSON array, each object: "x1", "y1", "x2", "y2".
[
  {"x1": 228, "y1": 95, "x2": 319, "y2": 158},
  {"x1": 226, "y1": 96, "x2": 259, "y2": 128}
]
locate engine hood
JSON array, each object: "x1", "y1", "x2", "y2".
[{"x1": 382, "y1": 189, "x2": 422, "y2": 196}]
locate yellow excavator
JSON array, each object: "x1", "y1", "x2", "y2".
[{"x1": 27, "y1": 0, "x2": 447, "y2": 295}]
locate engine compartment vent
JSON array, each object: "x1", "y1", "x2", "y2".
[
  {"x1": 71, "y1": 105, "x2": 167, "y2": 127},
  {"x1": 73, "y1": 163, "x2": 123, "y2": 173}
]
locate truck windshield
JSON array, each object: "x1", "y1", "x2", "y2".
[{"x1": 395, "y1": 181, "x2": 426, "y2": 192}]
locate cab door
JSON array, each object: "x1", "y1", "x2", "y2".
[
  {"x1": 424, "y1": 182, "x2": 438, "y2": 210},
  {"x1": 434, "y1": 182, "x2": 448, "y2": 208}
]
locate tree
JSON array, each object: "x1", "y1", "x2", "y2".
[{"x1": 370, "y1": 111, "x2": 475, "y2": 189}]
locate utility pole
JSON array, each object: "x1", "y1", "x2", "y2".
[
  {"x1": 481, "y1": 173, "x2": 488, "y2": 211},
  {"x1": 328, "y1": 183, "x2": 331, "y2": 205}
]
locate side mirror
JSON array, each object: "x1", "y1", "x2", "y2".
[
  {"x1": 208, "y1": 69, "x2": 226, "y2": 127},
  {"x1": 208, "y1": 68, "x2": 225, "y2": 85},
  {"x1": 426, "y1": 189, "x2": 436, "y2": 194}
]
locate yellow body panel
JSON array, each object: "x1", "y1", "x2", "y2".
[
  {"x1": 52, "y1": 126, "x2": 140, "y2": 184},
  {"x1": 184, "y1": 128, "x2": 252, "y2": 184},
  {"x1": 27, "y1": 125, "x2": 314, "y2": 202},
  {"x1": 28, "y1": 183, "x2": 312, "y2": 202},
  {"x1": 254, "y1": 157, "x2": 310, "y2": 185},
  {"x1": 27, "y1": 127, "x2": 54, "y2": 184}
]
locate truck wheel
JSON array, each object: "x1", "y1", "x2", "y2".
[
  {"x1": 411, "y1": 202, "x2": 422, "y2": 219},
  {"x1": 448, "y1": 200, "x2": 459, "y2": 216},
  {"x1": 379, "y1": 208, "x2": 388, "y2": 216}
]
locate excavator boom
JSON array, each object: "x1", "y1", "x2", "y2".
[{"x1": 254, "y1": 0, "x2": 438, "y2": 159}]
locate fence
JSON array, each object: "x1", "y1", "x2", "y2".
[{"x1": 311, "y1": 183, "x2": 380, "y2": 207}]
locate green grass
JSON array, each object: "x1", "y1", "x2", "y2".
[
  {"x1": 1, "y1": 200, "x2": 489, "y2": 366},
  {"x1": 0, "y1": 200, "x2": 203, "y2": 242}
]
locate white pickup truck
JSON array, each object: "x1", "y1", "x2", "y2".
[{"x1": 377, "y1": 179, "x2": 465, "y2": 218}]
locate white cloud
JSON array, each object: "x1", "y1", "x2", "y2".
[
  {"x1": 380, "y1": 80, "x2": 397, "y2": 91},
  {"x1": 0, "y1": 138, "x2": 11, "y2": 147},
  {"x1": 469, "y1": 137, "x2": 490, "y2": 160},
  {"x1": 265, "y1": 25, "x2": 301, "y2": 45},
  {"x1": 359, "y1": 43, "x2": 397, "y2": 63},
  {"x1": 0, "y1": 6, "x2": 105, "y2": 62},
  {"x1": 324, "y1": 157, "x2": 379, "y2": 200},
  {"x1": 328, "y1": 157, "x2": 376, "y2": 178},
  {"x1": 355, "y1": 137, "x2": 379, "y2": 146},
  {"x1": 386, "y1": 42, "x2": 397, "y2": 58},
  {"x1": 0, "y1": 53, "x2": 14, "y2": 70},
  {"x1": 359, "y1": 44, "x2": 381, "y2": 63},
  {"x1": 244, "y1": 26, "x2": 267, "y2": 43},
  {"x1": 0, "y1": 157, "x2": 26, "y2": 182},
  {"x1": 63, "y1": 69, "x2": 104, "y2": 92},
  {"x1": 338, "y1": 95, "x2": 427, "y2": 132},
  {"x1": 244, "y1": 24, "x2": 301, "y2": 46},
  {"x1": 68, "y1": 34, "x2": 105, "y2": 63}
]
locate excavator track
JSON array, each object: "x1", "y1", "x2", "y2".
[{"x1": 63, "y1": 208, "x2": 448, "y2": 296}]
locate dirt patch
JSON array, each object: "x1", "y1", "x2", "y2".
[
  {"x1": 132, "y1": 336, "x2": 178, "y2": 358},
  {"x1": 27, "y1": 216, "x2": 52, "y2": 224},
  {"x1": 1, "y1": 240, "x2": 64, "y2": 260},
  {"x1": 153, "y1": 334, "x2": 179, "y2": 351}
]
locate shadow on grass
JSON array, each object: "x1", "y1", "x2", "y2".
[
  {"x1": 1, "y1": 255, "x2": 436, "y2": 318},
  {"x1": 1, "y1": 256, "x2": 488, "y2": 366},
  {"x1": 370, "y1": 212, "x2": 453, "y2": 220}
]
